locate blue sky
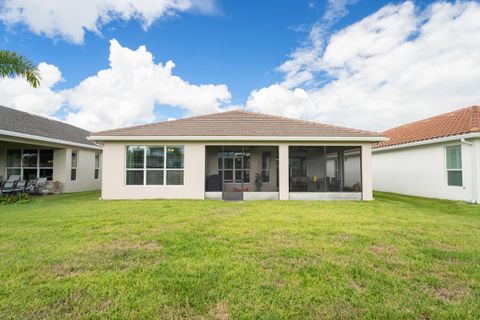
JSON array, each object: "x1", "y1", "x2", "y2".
[{"x1": 1, "y1": 0, "x2": 479, "y2": 131}]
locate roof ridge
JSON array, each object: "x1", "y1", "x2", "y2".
[
  {"x1": 241, "y1": 109, "x2": 379, "y2": 135},
  {"x1": 93, "y1": 109, "x2": 243, "y2": 135}
]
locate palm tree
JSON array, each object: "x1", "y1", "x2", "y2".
[{"x1": 0, "y1": 50, "x2": 41, "y2": 88}]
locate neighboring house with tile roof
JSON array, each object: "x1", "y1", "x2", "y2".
[
  {"x1": 0, "y1": 105, "x2": 102, "y2": 193},
  {"x1": 373, "y1": 106, "x2": 480, "y2": 203},
  {"x1": 89, "y1": 110, "x2": 385, "y2": 201}
]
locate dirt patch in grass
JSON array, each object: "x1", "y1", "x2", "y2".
[
  {"x1": 51, "y1": 239, "x2": 164, "y2": 277},
  {"x1": 208, "y1": 301, "x2": 230, "y2": 320},
  {"x1": 368, "y1": 244, "x2": 397, "y2": 255},
  {"x1": 210, "y1": 207, "x2": 245, "y2": 217},
  {"x1": 422, "y1": 282, "x2": 472, "y2": 304}
]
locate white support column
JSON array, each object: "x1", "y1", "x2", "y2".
[
  {"x1": 361, "y1": 143, "x2": 373, "y2": 201},
  {"x1": 279, "y1": 143, "x2": 289, "y2": 200},
  {"x1": 474, "y1": 139, "x2": 480, "y2": 203}
]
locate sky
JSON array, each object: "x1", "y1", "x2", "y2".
[{"x1": 0, "y1": 0, "x2": 479, "y2": 132}]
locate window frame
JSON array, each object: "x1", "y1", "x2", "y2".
[
  {"x1": 217, "y1": 150, "x2": 250, "y2": 184},
  {"x1": 261, "y1": 151, "x2": 271, "y2": 183},
  {"x1": 5, "y1": 148, "x2": 54, "y2": 180},
  {"x1": 445, "y1": 144, "x2": 463, "y2": 187},
  {"x1": 71, "y1": 150, "x2": 78, "y2": 181},
  {"x1": 125, "y1": 145, "x2": 184, "y2": 186},
  {"x1": 94, "y1": 152, "x2": 100, "y2": 180}
]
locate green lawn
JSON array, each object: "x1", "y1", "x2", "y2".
[{"x1": 0, "y1": 192, "x2": 479, "y2": 319}]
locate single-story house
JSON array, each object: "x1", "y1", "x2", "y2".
[
  {"x1": 89, "y1": 110, "x2": 385, "y2": 200},
  {"x1": 373, "y1": 105, "x2": 480, "y2": 203},
  {"x1": 0, "y1": 105, "x2": 102, "y2": 192}
]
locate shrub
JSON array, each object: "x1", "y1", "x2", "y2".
[{"x1": 0, "y1": 193, "x2": 31, "y2": 205}]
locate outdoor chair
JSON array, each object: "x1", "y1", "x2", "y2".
[
  {"x1": 0, "y1": 180, "x2": 17, "y2": 194},
  {"x1": 35, "y1": 177, "x2": 49, "y2": 195},
  {"x1": 13, "y1": 180, "x2": 28, "y2": 194},
  {"x1": 7, "y1": 175, "x2": 21, "y2": 182}
]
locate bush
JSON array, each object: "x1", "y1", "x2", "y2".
[{"x1": 0, "y1": 193, "x2": 31, "y2": 205}]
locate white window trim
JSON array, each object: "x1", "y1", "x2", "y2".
[
  {"x1": 125, "y1": 145, "x2": 184, "y2": 186},
  {"x1": 5, "y1": 148, "x2": 54, "y2": 180},
  {"x1": 94, "y1": 152, "x2": 100, "y2": 180},
  {"x1": 445, "y1": 144, "x2": 463, "y2": 187},
  {"x1": 71, "y1": 150, "x2": 78, "y2": 182}
]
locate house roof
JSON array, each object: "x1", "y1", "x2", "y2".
[
  {"x1": 0, "y1": 105, "x2": 98, "y2": 148},
  {"x1": 91, "y1": 110, "x2": 383, "y2": 140},
  {"x1": 375, "y1": 105, "x2": 480, "y2": 149}
]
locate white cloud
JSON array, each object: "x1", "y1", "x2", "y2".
[
  {"x1": 0, "y1": 0, "x2": 218, "y2": 44},
  {"x1": 63, "y1": 39, "x2": 231, "y2": 131},
  {"x1": 248, "y1": 1, "x2": 480, "y2": 131},
  {"x1": 278, "y1": 0, "x2": 359, "y2": 88},
  {"x1": 0, "y1": 62, "x2": 63, "y2": 117}
]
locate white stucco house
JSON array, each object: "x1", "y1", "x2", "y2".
[
  {"x1": 373, "y1": 105, "x2": 480, "y2": 203},
  {"x1": 0, "y1": 105, "x2": 102, "y2": 193},
  {"x1": 89, "y1": 110, "x2": 385, "y2": 201}
]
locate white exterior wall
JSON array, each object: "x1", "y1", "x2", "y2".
[
  {"x1": 373, "y1": 139, "x2": 477, "y2": 202},
  {"x1": 101, "y1": 141, "x2": 374, "y2": 201},
  {"x1": 101, "y1": 142, "x2": 205, "y2": 200},
  {"x1": 62, "y1": 148, "x2": 102, "y2": 193},
  {"x1": 475, "y1": 139, "x2": 480, "y2": 203}
]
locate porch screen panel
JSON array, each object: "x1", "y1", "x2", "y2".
[
  {"x1": 39, "y1": 149, "x2": 54, "y2": 180},
  {"x1": 6, "y1": 150, "x2": 21, "y2": 179},
  {"x1": 289, "y1": 146, "x2": 362, "y2": 192},
  {"x1": 6, "y1": 149, "x2": 53, "y2": 180},
  {"x1": 23, "y1": 149, "x2": 38, "y2": 180}
]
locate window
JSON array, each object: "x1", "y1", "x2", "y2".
[
  {"x1": 71, "y1": 150, "x2": 78, "y2": 181},
  {"x1": 94, "y1": 152, "x2": 100, "y2": 180},
  {"x1": 125, "y1": 146, "x2": 184, "y2": 185},
  {"x1": 217, "y1": 148, "x2": 250, "y2": 183},
  {"x1": 6, "y1": 149, "x2": 54, "y2": 180},
  {"x1": 446, "y1": 145, "x2": 462, "y2": 186},
  {"x1": 262, "y1": 152, "x2": 271, "y2": 182}
]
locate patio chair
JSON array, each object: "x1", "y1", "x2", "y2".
[
  {"x1": 24, "y1": 180, "x2": 35, "y2": 194},
  {"x1": 35, "y1": 177, "x2": 49, "y2": 195},
  {"x1": 7, "y1": 175, "x2": 21, "y2": 182},
  {"x1": 0, "y1": 180, "x2": 17, "y2": 194},
  {"x1": 13, "y1": 180, "x2": 28, "y2": 194}
]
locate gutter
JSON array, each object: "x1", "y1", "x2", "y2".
[
  {"x1": 461, "y1": 138, "x2": 478, "y2": 204},
  {"x1": 0, "y1": 129, "x2": 102, "y2": 150},
  {"x1": 87, "y1": 135, "x2": 387, "y2": 142}
]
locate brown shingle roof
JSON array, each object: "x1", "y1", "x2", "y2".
[
  {"x1": 375, "y1": 105, "x2": 480, "y2": 149},
  {"x1": 92, "y1": 110, "x2": 382, "y2": 139}
]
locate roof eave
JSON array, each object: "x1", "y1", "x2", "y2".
[
  {"x1": 88, "y1": 135, "x2": 387, "y2": 142},
  {"x1": 373, "y1": 132, "x2": 480, "y2": 152},
  {"x1": 0, "y1": 129, "x2": 102, "y2": 150}
]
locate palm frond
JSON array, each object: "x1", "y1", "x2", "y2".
[{"x1": 0, "y1": 50, "x2": 41, "y2": 88}]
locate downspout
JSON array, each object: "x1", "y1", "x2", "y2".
[{"x1": 461, "y1": 138, "x2": 477, "y2": 203}]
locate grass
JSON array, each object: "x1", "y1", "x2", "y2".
[{"x1": 0, "y1": 191, "x2": 479, "y2": 319}]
